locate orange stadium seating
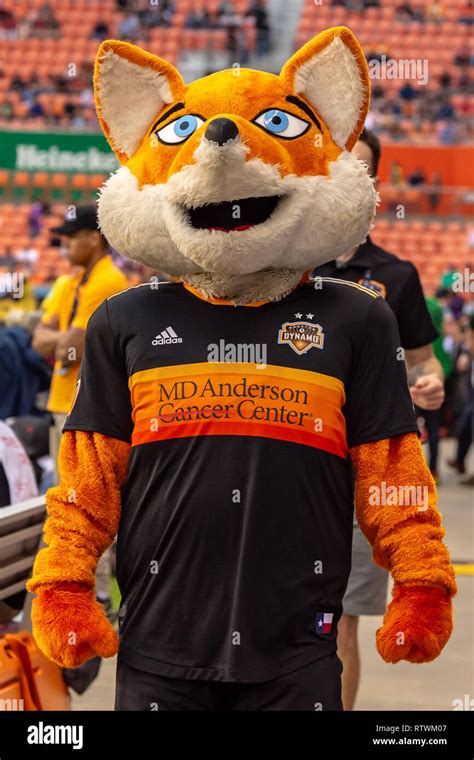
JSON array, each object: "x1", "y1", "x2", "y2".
[{"x1": 296, "y1": 0, "x2": 472, "y2": 100}]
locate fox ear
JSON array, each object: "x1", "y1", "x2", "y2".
[
  {"x1": 280, "y1": 26, "x2": 370, "y2": 151},
  {"x1": 94, "y1": 40, "x2": 186, "y2": 162}
]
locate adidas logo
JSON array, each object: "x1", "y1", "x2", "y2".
[{"x1": 152, "y1": 326, "x2": 183, "y2": 346}]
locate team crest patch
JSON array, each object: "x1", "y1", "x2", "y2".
[{"x1": 278, "y1": 321, "x2": 325, "y2": 354}]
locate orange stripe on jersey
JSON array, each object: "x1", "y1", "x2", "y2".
[{"x1": 129, "y1": 362, "x2": 348, "y2": 457}]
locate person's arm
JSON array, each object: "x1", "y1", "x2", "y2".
[
  {"x1": 32, "y1": 315, "x2": 61, "y2": 357},
  {"x1": 54, "y1": 327, "x2": 85, "y2": 366},
  {"x1": 405, "y1": 343, "x2": 445, "y2": 410},
  {"x1": 396, "y1": 266, "x2": 443, "y2": 410},
  {"x1": 32, "y1": 277, "x2": 68, "y2": 357},
  {"x1": 351, "y1": 432, "x2": 456, "y2": 663}
]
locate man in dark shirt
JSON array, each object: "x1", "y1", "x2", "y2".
[{"x1": 314, "y1": 128, "x2": 445, "y2": 711}]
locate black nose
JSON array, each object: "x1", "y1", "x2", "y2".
[{"x1": 205, "y1": 117, "x2": 239, "y2": 146}]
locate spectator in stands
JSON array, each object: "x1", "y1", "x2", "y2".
[
  {"x1": 225, "y1": 20, "x2": 249, "y2": 66},
  {"x1": 118, "y1": 11, "x2": 142, "y2": 41},
  {"x1": 10, "y1": 73, "x2": 25, "y2": 94},
  {"x1": 137, "y1": 0, "x2": 174, "y2": 27},
  {"x1": 389, "y1": 159, "x2": 404, "y2": 187},
  {"x1": 91, "y1": 19, "x2": 110, "y2": 40},
  {"x1": 399, "y1": 82, "x2": 417, "y2": 103},
  {"x1": 458, "y1": 68, "x2": 472, "y2": 92},
  {"x1": 15, "y1": 243, "x2": 39, "y2": 270},
  {"x1": 0, "y1": 4, "x2": 17, "y2": 39},
  {"x1": 0, "y1": 246, "x2": 16, "y2": 269},
  {"x1": 395, "y1": 3, "x2": 417, "y2": 21},
  {"x1": 458, "y1": 1, "x2": 473, "y2": 25},
  {"x1": 0, "y1": 98, "x2": 13, "y2": 121},
  {"x1": 425, "y1": 1, "x2": 446, "y2": 23},
  {"x1": 407, "y1": 166, "x2": 426, "y2": 186},
  {"x1": 28, "y1": 97, "x2": 45, "y2": 120},
  {"x1": 439, "y1": 71, "x2": 452, "y2": 90},
  {"x1": 441, "y1": 264, "x2": 458, "y2": 290},
  {"x1": 436, "y1": 96, "x2": 456, "y2": 121},
  {"x1": 28, "y1": 202, "x2": 47, "y2": 240},
  {"x1": 246, "y1": 0, "x2": 270, "y2": 56},
  {"x1": 185, "y1": 6, "x2": 211, "y2": 29},
  {"x1": 27, "y1": 2, "x2": 59, "y2": 37},
  {"x1": 437, "y1": 120, "x2": 462, "y2": 145},
  {"x1": 454, "y1": 44, "x2": 472, "y2": 68}
]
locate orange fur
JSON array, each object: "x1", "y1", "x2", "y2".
[
  {"x1": 27, "y1": 431, "x2": 130, "y2": 667},
  {"x1": 351, "y1": 433, "x2": 456, "y2": 663}
]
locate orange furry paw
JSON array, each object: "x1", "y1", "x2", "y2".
[
  {"x1": 31, "y1": 583, "x2": 118, "y2": 668},
  {"x1": 376, "y1": 586, "x2": 453, "y2": 664}
]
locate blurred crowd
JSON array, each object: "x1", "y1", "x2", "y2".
[
  {"x1": 365, "y1": 46, "x2": 473, "y2": 144},
  {"x1": 332, "y1": 0, "x2": 473, "y2": 23},
  {"x1": 0, "y1": 1, "x2": 60, "y2": 39}
]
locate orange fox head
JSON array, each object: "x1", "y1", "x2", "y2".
[{"x1": 94, "y1": 27, "x2": 376, "y2": 301}]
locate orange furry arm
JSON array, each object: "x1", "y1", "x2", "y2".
[
  {"x1": 27, "y1": 430, "x2": 130, "y2": 667},
  {"x1": 351, "y1": 432, "x2": 456, "y2": 664}
]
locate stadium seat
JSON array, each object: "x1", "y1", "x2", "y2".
[
  {"x1": 12, "y1": 172, "x2": 30, "y2": 202},
  {"x1": 50, "y1": 174, "x2": 69, "y2": 202}
]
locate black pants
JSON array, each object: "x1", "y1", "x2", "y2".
[
  {"x1": 115, "y1": 653, "x2": 343, "y2": 711},
  {"x1": 457, "y1": 401, "x2": 473, "y2": 466},
  {"x1": 416, "y1": 407, "x2": 440, "y2": 472}
]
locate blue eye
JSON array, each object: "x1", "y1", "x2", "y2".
[
  {"x1": 254, "y1": 108, "x2": 310, "y2": 139},
  {"x1": 262, "y1": 109, "x2": 289, "y2": 133},
  {"x1": 156, "y1": 114, "x2": 205, "y2": 145},
  {"x1": 174, "y1": 115, "x2": 198, "y2": 137}
]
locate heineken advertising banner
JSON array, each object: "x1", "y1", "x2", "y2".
[{"x1": 0, "y1": 130, "x2": 118, "y2": 174}]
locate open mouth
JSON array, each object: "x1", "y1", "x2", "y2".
[{"x1": 187, "y1": 195, "x2": 282, "y2": 233}]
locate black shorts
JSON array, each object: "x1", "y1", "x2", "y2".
[{"x1": 115, "y1": 653, "x2": 343, "y2": 711}]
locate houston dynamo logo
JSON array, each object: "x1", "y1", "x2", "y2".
[{"x1": 278, "y1": 320, "x2": 325, "y2": 355}]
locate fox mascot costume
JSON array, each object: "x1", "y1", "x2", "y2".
[{"x1": 28, "y1": 27, "x2": 456, "y2": 711}]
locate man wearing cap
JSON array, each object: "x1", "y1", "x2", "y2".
[{"x1": 33, "y1": 205, "x2": 128, "y2": 447}]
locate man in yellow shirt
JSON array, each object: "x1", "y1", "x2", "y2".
[{"x1": 33, "y1": 205, "x2": 128, "y2": 437}]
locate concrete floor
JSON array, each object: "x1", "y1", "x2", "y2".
[{"x1": 72, "y1": 440, "x2": 473, "y2": 711}]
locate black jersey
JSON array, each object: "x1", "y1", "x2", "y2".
[
  {"x1": 314, "y1": 237, "x2": 438, "y2": 350},
  {"x1": 64, "y1": 279, "x2": 418, "y2": 682}
]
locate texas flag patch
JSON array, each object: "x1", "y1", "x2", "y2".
[{"x1": 316, "y1": 612, "x2": 334, "y2": 634}]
